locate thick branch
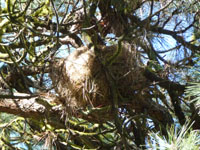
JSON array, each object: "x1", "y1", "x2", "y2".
[
  {"x1": 0, "y1": 93, "x2": 44, "y2": 116},
  {"x1": 0, "y1": 93, "x2": 64, "y2": 128},
  {"x1": 143, "y1": 69, "x2": 185, "y2": 93},
  {"x1": 168, "y1": 91, "x2": 186, "y2": 125}
]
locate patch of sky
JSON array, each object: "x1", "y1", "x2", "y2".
[
  {"x1": 14, "y1": 142, "x2": 28, "y2": 150},
  {"x1": 1, "y1": 33, "x2": 17, "y2": 44},
  {"x1": 10, "y1": 131, "x2": 28, "y2": 150},
  {"x1": 133, "y1": 1, "x2": 193, "y2": 65},
  {"x1": 0, "y1": 0, "x2": 5, "y2": 8},
  {"x1": 136, "y1": 1, "x2": 163, "y2": 20},
  {"x1": 56, "y1": 44, "x2": 72, "y2": 58},
  {"x1": 151, "y1": 34, "x2": 177, "y2": 63}
]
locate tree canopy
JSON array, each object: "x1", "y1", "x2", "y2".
[{"x1": 0, "y1": 0, "x2": 200, "y2": 149}]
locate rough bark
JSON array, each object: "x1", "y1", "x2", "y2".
[{"x1": 0, "y1": 93, "x2": 65, "y2": 129}]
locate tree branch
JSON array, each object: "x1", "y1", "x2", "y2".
[
  {"x1": 143, "y1": 68, "x2": 186, "y2": 125},
  {"x1": 143, "y1": 68, "x2": 185, "y2": 94},
  {"x1": 0, "y1": 93, "x2": 65, "y2": 128}
]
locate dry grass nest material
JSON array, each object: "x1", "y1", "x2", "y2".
[{"x1": 50, "y1": 43, "x2": 147, "y2": 122}]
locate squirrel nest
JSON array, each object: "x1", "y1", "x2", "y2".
[{"x1": 50, "y1": 43, "x2": 147, "y2": 122}]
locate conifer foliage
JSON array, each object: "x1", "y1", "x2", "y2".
[{"x1": 0, "y1": 0, "x2": 200, "y2": 149}]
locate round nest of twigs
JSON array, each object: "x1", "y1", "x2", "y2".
[{"x1": 50, "y1": 43, "x2": 146, "y2": 122}]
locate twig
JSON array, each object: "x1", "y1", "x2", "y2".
[{"x1": 50, "y1": 0, "x2": 60, "y2": 53}]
